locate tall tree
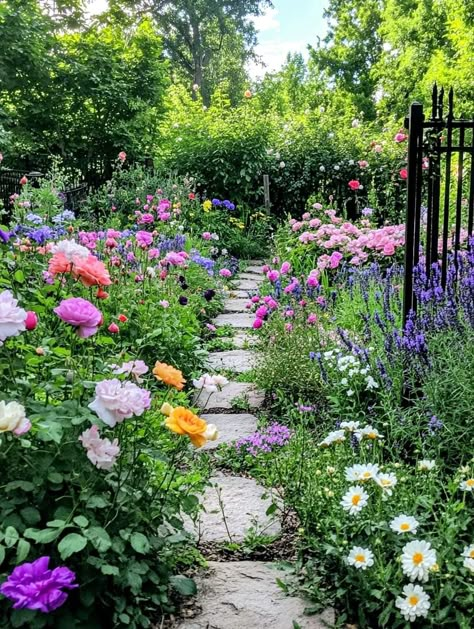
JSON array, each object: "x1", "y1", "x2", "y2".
[
  {"x1": 110, "y1": 0, "x2": 272, "y2": 104},
  {"x1": 309, "y1": 0, "x2": 383, "y2": 118}
]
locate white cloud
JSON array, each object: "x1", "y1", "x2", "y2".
[
  {"x1": 248, "y1": 39, "x2": 308, "y2": 78},
  {"x1": 253, "y1": 7, "x2": 280, "y2": 33}
]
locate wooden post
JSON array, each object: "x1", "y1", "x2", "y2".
[{"x1": 263, "y1": 174, "x2": 270, "y2": 214}]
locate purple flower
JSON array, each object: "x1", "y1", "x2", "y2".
[
  {"x1": 0, "y1": 229, "x2": 10, "y2": 243},
  {"x1": 54, "y1": 297, "x2": 102, "y2": 338},
  {"x1": 0, "y1": 556, "x2": 78, "y2": 613},
  {"x1": 235, "y1": 423, "x2": 291, "y2": 456}
]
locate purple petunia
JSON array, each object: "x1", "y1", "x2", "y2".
[
  {"x1": 235, "y1": 423, "x2": 291, "y2": 456},
  {"x1": 0, "y1": 556, "x2": 78, "y2": 613}
]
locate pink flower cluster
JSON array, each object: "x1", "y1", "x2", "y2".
[
  {"x1": 288, "y1": 210, "x2": 405, "y2": 266},
  {"x1": 134, "y1": 195, "x2": 179, "y2": 224},
  {"x1": 79, "y1": 425, "x2": 120, "y2": 470},
  {"x1": 88, "y1": 379, "x2": 151, "y2": 427}
]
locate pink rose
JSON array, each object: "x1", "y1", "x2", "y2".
[
  {"x1": 118, "y1": 151, "x2": 127, "y2": 162},
  {"x1": 394, "y1": 132, "x2": 407, "y2": 143},
  {"x1": 307, "y1": 313, "x2": 317, "y2": 325},
  {"x1": 79, "y1": 425, "x2": 120, "y2": 470},
  {"x1": 88, "y1": 379, "x2": 151, "y2": 427},
  {"x1": 219, "y1": 268, "x2": 232, "y2": 278},
  {"x1": 266, "y1": 270, "x2": 280, "y2": 282},
  {"x1": 202, "y1": 232, "x2": 212, "y2": 240},
  {"x1": 280, "y1": 261, "x2": 291, "y2": 274},
  {"x1": 330, "y1": 251, "x2": 343, "y2": 269},
  {"x1": 348, "y1": 180, "x2": 361, "y2": 191},
  {"x1": 358, "y1": 160, "x2": 368, "y2": 168},
  {"x1": 399, "y1": 168, "x2": 408, "y2": 180},
  {"x1": 255, "y1": 306, "x2": 268, "y2": 319},
  {"x1": 383, "y1": 243, "x2": 396, "y2": 255},
  {"x1": 24, "y1": 311, "x2": 38, "y2": 331},
  {"x1": 253, "y1": 318, "x2": 263, "y2": 329},
  {"x1": 136, "y1": 231, "x2": 153, "y2": 247},
  {"x1": 54, "y1": 298, "x2": 102, "y2": 338}
]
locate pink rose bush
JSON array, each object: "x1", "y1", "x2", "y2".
[{"x1": 79, "y1": 425, "x2": 120, "y2": 470}]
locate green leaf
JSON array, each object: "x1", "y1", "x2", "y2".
[
  {"x1": 46, "y1": 519, "x2": 66, "y2": 528},
  {"x1": 130, "y1": 532, "x2": 150, "y2": 554},
  {"x1": 20, "y1": 507, "x2": 41, "y2": 525},
  {"x1": 4, "y1": 526, "x2": 19, "y2": 548},
  {"x1": 169, "y1": 575, "x2": 197, "y2": 596},
  {"x1": 16, "y1": 539, "x2": 31, "y2": 563},
  {"x1": 14, "y1": 269, "x2": 25, "y2": 283},
  {"x1": 73, "y1": 515, "x2": 89, "y2": 528},
  {"x1": 85, "y1": 526, "x2": 112, "y2": 552},
  {"x1": 0, "y1": 545, "x2": 5, "y2": 566},
  {"x1": 48, "y1": 472, "x2": 63, "y2": 484},
  {"x1": 58, "y1": 533, "x2": 88, "y2": 560},
  {"x1": 100, "y1": 564, "x2": 120, "y2": 576},
  {"x1": 5, "y1": 481, "x2": 35, "y2": 492},
  {"x1": 87, "y1": 495, "x2": 108, "y2": 508},
  {"x1": 266, "y1": 503, "x2": 278, "y2": 516},
  {"x1": 24, "y1": 527, "x2": 62, "y2": 543}
]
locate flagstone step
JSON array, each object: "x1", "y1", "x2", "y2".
[
  {"x1": 199, "y1": 382, "x2": 264, "y2": 412},
  {"x1": 200, "y1": 413, "x2": 258, "y2": 450},
  {"x1": 228, "y1": 289, "x2": 258, "y2": 299},
  {"x1": 207, "y1": 350, "x2": 256, "y2": 373},
  {"x1": 233, "y1": 279, "x2": 262, "y2": 291},
  {"x1": 213, "y1": 313, "x2": 254, "y2": 328},
  {"x1": 245, "y1": 265, "x2": 265, "y2": 275},
  {"x1": 238, "y1": 272, "x2": 264, "y2": 282},
  {"x1": 184, "y1": 473, "x2": 281, "y2": 543},
  {"x1": 223, "y1": 298, "x2": 251, "y2": 313},
  {"x1": 178, "y1": 561, "x2": 334, "y2": 629},
  {"x1": 246, "y1": 259, "x2": 264, "y2": 265}
]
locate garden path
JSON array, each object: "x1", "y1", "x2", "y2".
[{"x1": 179, "y1": 263, "x2": 332, "y2": 628}]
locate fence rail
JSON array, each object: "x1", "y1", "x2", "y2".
[{"x1": 403, "y1": 85, "x2": 474, "y2": 324}]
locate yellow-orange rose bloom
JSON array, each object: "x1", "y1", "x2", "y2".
[
  {"x1": 165, "y1": 407, "x2": 208, "y2": 448},
  {"x1": 153, "y1": 362, "x2": 186, "y2": 390}
]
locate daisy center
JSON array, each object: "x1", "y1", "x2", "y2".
[
  {"x1": 412, "y1": 552, "x2": 424, "y2": 565},
  {"x1": 380, "y1": 479, "x2": 391, "y2": 486},
  {"x1": 351, "y1": 495, "x2": 361, "y2": 505},
  {"x1": 367, "y1": 432, "x2": 376, "y2": 439},
  {"x1": 362, "y1": 472, "x2": 372, "y2": 479},
  {"x1": 354, "y1": 554, "x2": 365, "y2": 563},
  {"x1": 408, "y1": 595, "x2": 419, "y2": 606},
  {"x1": 470, "y1": 550, "x2": 474, "y2": 558},
  {"x1": 466, "y1": 479, "x2": 474, "y2": 487},
  {"x1": 400, "y1": 523, "x2": 410, "y2": 531}
]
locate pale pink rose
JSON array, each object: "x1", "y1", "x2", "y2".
[
  {"x1": 383, "y1": 243, "x2": 396, "y2": 255},
  {"x1": 112, "y1": 360, "x2": 149, "y2": 383},
  {"x1": 266, "y1": 270, "x2": 280, "y2": 282},
  {"x1": 118, "y1": 151, "x2": 127, "y2": 162},
  {"x1": 358, "y1": 160, "x2": 369, "y2": 168},
  {"x1": 79, "y1": 425, "x2": 120, "y2": 470},
  {"x1": 88, "y1": 379, "x2": 151, "y2": 427},
  {"x1": 330, "y1": 251, "x2": 343, "y2": 269},
  {"x1": 0, "y1": 290, "x2": 26, "y2": 344},
  {"x1": 394, "y1": 132, "x2": 407, "y2": 143}
]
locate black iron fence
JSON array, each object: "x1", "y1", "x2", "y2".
[{"x1": 403, "y1": 85, "x2": 474, "y2": 323}]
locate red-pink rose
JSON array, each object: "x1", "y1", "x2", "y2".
[
  {"x1": 24, "y1": 311, "x2": 38, "y2": 331},
  {"x1": 399, "y1": 169, "x2": 408, "y2": 180},
  {"x1": 348, "y1": 180, "x2": 361, "y2": 191}
]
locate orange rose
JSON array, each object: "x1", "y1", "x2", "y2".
[
  {"x1": 72, "y1": 255, "x2": 112, "y2": 287},
  {"x1": 48, "y1": 252, "x2": 72, "y2": 275},
  {"x1": 153, "y1": 362, "x2": 186, "y2": 390},
  {"x1": 165, "y1": 407, "x2": 208, "y2": 448}
]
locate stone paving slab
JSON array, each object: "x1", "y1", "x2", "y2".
[
  {"x1": 245, "y1": 265, "x2": 265, "y2": 275},
  {"x1": 238, "y1": 272, "x2": 265, "y2": 282},
  {"x1": 246, "y1": 259, "x2": 264, "y2": 265},
  {"x1": 233, "y1": 279, "x2": 262, "y2": 291},
  {"x1": 207, "y1": 350, "x2": 256, "y2": 373},
  {"x1": 200, "y1": 413, "x2": 258, "y2": 450},
  {"x1": 199, "y1": 382, "x2": 264, "y2": 411},
  {"x1": 185, "y1": 474, "x2": 281, "y2": 543},
  {"x1": 231, "y1": 332, "x2": 257, "y2": 348},
  {"x1": 213, "y1": 313, "x2": 254, "y2": 328},
  {"x1": 228, "y1": 289, "x2": 258, "y2": 298},
  {"x1": 223, "y1": 298, "x2": 251, "y2": 313},
  {"x1": 178, "y1": 561, "x2": 334, "y2": 629}
]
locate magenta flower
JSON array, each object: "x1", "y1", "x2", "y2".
[
  {"x1": 0, "y1": 557, "x2": 77, "y2": 613},
  {"x1": 54, "y1": 298, "x2": 101, "y2": 338},
  {"x1": 136, "y1": 231, "x2": 153, "y2": 247},
  {"x1": 348, "y1": 180, "x2": 361, "y2": 191},
  {"x1": 253, "y1": 318, "x2": 263, "y2": 329},
  {"x1": 219, "y1": 268, "x2": 232, "y2": 278},
  {"x1": 280, "y1": 261, "x2": 291, "y2": 274},
  {"x1": 266, "y1": 270, "x2": 280, "y2": 282},
  {"x1": 202, "y1": 232, "x2": 212, "y2": 240},
  {"x1": 255, "y1": 305, "x2": 268, "y2": 319},
  {"x1": 394, "y1": 132, "x2": 407, "y2": 143},
  {"x1": 307, "y1": 313, "x2": 317, "y2": 325},
  {"x1": 330, "y1": 251, "x2": 343, "y2": 269}
]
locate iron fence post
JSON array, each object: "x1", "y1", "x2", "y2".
[{"x1": 402, "y1": 102, "x2": 424, "y2": 326}]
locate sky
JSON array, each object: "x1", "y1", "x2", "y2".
[{"x1": 86, "y1": 0, "x2": 329, "y2": 78}]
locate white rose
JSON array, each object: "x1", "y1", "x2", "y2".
[
  {"x1": 203, "y1": 423, "x2": 218, "y2": 441},
  {"x1": 0, "y1": 290, "x2": 27, "y2": 344},
  {"x1": 0, "y1": 401, "x2": 27, "y2": 433}
]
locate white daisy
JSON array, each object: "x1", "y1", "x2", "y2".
[
  {"x1": 460, "y1": 478, "x2": 474, "y2": 492},
  {"x1": 358, "y1": 425, "x2": 384, "y2": 440},
  {"x1": 318, "y1": 430, "x2": 346, "y2": 447},
  {"x1": 463, "y1": 558, "x2": 474, "y2": 572},
  {"x1": 462, "y1": 544, "x2": 474, "y2": 560},
  {"x1": 401, "y1": 540, "x2": 437, "y2": 582},
  {"x1": 395, "y1": 584, "x2": 431, "y2": 622},
  {"x1": 357, "y1": 463, "x2": 380, "y2": 482},
  {"x1": 340, "y1": 421, "x2": 360, "y2": 432},
  {"x1": 390, "y1": 515, "x2": 419, "y2": 535},
  {"x1": 347, "y1": 546, "x2": 374, "y2": 570},
  {"x1": 340, "y1": 485, "x2": 369, "y2": 515},
  {"x1": 417, "y1": 459, "x2": 436, "y2": 471},
  {"x1": 347, "y1": 389, "x2": 355, "y2": 397},
  {"x1": 376, "y1": 473, "x2": 397, "y2": 495}
]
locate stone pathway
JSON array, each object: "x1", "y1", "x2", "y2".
[{"x1": 180, "y1": 261, "x2": 331, "y2": 628}]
